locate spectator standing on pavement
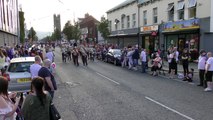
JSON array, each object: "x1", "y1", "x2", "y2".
[
  {"x1": 141, "y1": 48, "x2": 147, "y2": 73},
  {"x1": 167, "y1": 48, "x2": 172, "y2": 74},
  {"x1": 21, "y1": 77, "x2": 52, "y2": 120},
  {"x1": 132, "y1": 45, "x2": 140, "y2": 70},
  {"x1": 30, "y1": 55, "x2": 42, "y2": 79},
  {"x1": 0, "y1": 49, "x2": 6, "y2": 73},
  {"x1": 121, "y1": 47, "x2": 128, "y2": 67},
  {"x1": 204, "y1": 52, "x2": 213, "y2": 92},
  {"x1": 127, "y1": 48, "x2": 134, "y2": 70},
  {"x1": 151, "y1": 53, "x2": 162, "y2": 76},
  {"x1": 197, "y1": 50, "x2": 207, "y2": 87},
  {"x1": 181, "y1": 49, "x2": 189, "y2": 77},
  {"x1": 174, "y1": 47, "x2": 179, "y2": 75},
  {"x1": 2, "y1": 51, "x2": 10, "y2": 67},
  {"x1": 38, "y1": 59, "x2": 55, "y2": 98},
  {"x1": 0, "y1": 76, "x2": 20, "y2": 120},
  {"x1": 169, "y1": 52, "x2": 177, "y2": 79}
]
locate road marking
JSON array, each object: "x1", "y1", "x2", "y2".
[
  {"x1": 145, "y1": 96, "x2": 195, "y2": 120},
  {"x1": 96, "y1": 72, "x2": 120, "y2": 85}
]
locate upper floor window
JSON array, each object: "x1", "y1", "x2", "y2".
[
  {"x1": 153, "y1": 7, "x2": 158, "y2": 24},
  {"x1": 114, "y1": 19, "x2": 119, "y2": 30},
  {"x1": 177, "y1": 0, "x2": 185, "y2": 20},
  {"x1": 143, "y1": 10, "x2": 147, "y2": 25},
  {"x1": 132, "y1": 13, "x2": 136, "y2": 28},
  {"x1": 167, "y1": 3, "x2": 174, "y2": 21},
  {"x1": 108, "y1": 21, "x2": 112, "y2": 32},
  {"x1": 121, "y1": 14, "x2": 125, "y2": 29},
  {"x1": 126, "y1": 16, "x2": 130, "y2": 29},
  {"x1": 188, "y1": 0, "x2": 197, "y2": 18}
]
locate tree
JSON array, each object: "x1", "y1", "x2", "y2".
[
  {"x1": 51, "y1": 29, "x2": 61, "y2": 41},
  {"x1": 62, "y1": 21, "x2": 81, "y2": 41},
  {"x1": 98, "y1": 16, "x2": 110, "y2": 42},
  {"x1": 19, "y1": 11, "x2": 25, "y2": 44},
  {"x1": 62, "y1": 21, "x2": 73, "y2": 41},
  {"x1": 28, "y1": 27, "x2": 37, "y2": 41}
]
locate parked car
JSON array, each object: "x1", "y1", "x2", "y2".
[
  {"x1": 105, "y1": 49, "x2": 122, "y2": 66},
  {"x1": 3, "y1": 57, "x2": 35, "y2": 92}
]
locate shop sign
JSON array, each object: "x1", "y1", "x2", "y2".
[
  {"x1": 163, "y1": 19, "x2": 200, "y2": 32},
  {"x1": 151, "y1": 31, "x2": 157, "y2": 36},
  {"x1": 141, "y1": 25, "x2": 158, "y2": 32}
]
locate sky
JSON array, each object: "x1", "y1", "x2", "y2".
[{"x1": 19, "y1": 0, "x2": 124, "y2": 33}]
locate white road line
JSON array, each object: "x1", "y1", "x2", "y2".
[
  {"x1": 96, "y1": 72, "x2": 120, "y2": 85},
  {"x1": 145, "y1": 96, "x2": 195, "y2": 120}
]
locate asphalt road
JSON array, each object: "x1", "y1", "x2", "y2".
[{"x1": 53, "y1": 47, "x2": 213, "y2": 120}]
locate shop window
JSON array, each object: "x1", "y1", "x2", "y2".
[
  {"x1": 126, "y1": 15, "x2": 130, "y2": 29},
  {"x1": 167, "y1": 3, "x2": 174, "y2": 21},
  {"x1": 132, "y1": 13, "x2": 136, "y2": 28},
  {"x1": 153, "y1": 7, "x2": 158, "y2": 24},
  {"x1": 177, "y1": 0, "x2": 185, "y2": 20},
  {"x1": 166, "y1": 35, "x2": 178, "y2": 50},
  {"x1": 143, "y1": 10, "x2": 147, "y2": 25}
]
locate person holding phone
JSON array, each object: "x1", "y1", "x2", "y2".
[
  {"x1": 0, "y1": 76, "x2": 20, "y2": 120},
  {"x1": 21, "y1": 77, "x2": 52, "y2": 120}
]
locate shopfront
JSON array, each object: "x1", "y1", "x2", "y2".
[
  {"x1": 140, "y1": 25, "x2": 159, "y2": 55},
  {"x1": 162, "y1": 19, "x2": 200, "y2": 60}
]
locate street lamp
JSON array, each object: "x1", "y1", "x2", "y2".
[{"x1": 137, "y1": 0, "x2": 140, "y2": 49}]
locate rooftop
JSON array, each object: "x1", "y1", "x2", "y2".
[{"x1": 106, "y1": 0, "x2": 136, "y2": 13}]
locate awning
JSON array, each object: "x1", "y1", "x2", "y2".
[
  {"x1": 188, "y1": 0, "x2": 197, "y2": 8},
  {"x1": 108, "y1": 33, "x2": 137, "y2": 37}
]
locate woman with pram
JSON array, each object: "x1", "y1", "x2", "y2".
[{"x1": 151, "y1": 53, "x2": 162, "y2": 76}]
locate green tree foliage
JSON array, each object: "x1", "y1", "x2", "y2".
[
  {"x1": 28, "y1": 27, "x2": 37, "y2": 41},
  {"x1": 62, "y1": 21, "x2": 81, "y2": 41},
  {"x1": 19, "y1": 11, "x2": 25, "y2": 43},
  {"x1": 98, "y1": 16, "x2": 110, "y2": 40}
]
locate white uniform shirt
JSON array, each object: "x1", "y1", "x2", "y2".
[
  {"x1": 206, "y1": 57, "x2": 213, "y2": 71},
  {"x1": 140, "y1": 51, "x2": 146, "y2": 62},
  {"x1": 198, "y1": 56, "x2": 206, "y2": 70},
  {"x1": 30, "y1": 63, "x2": 42, "y2": 79}
]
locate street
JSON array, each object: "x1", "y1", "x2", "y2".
[{"x1": 53, "y1": 47, "x2": 213, "y2": 120}]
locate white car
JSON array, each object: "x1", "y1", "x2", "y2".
[{"x1": 3, "y1": 57, "x2": 35, "y2": 92}]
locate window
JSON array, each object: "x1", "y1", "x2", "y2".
[
  {"x1": 188, "y1": 0, "x2": 197, "y2": 8},
  {"x1": 108, "y1": 21, "x2": 112, "y2": 32},
  {"x1": 143, "y1": 10, "x2": 147, "y2": 25},
  {"x1": 153, "y1": 8, "x2": 158, "y2": 24},
  {"x1": 167, "y1": 3, "x2": 174, "y2": 21},
  {"x1": 121, "y1": 14, "x2": 125, "y2": 29},
  {"x1": 126, "y1": 16, "x2": 130, "y2": 29},
  {"x1": 177, "y1": 1, "x2": 185, "y2": 20},
  {"x1": 132, "y1": 13, "x2": 136, "y2": 28},
  {"x1": 188, "y1": 0, "x2": 197, "y2": 18},
  {"x1": 189, "y1": 7, "x2": 196, "y2": 18},
  {"x1": 114, "y1": 19, "x2": 119, "y2": 30}
]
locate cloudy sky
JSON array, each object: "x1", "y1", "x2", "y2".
[{"x1": 19, "y1": 0, "x2": 124, "y2": 33}]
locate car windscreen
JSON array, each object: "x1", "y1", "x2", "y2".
[
  {"x1": 8, "y1": 62, "x2": 34, "y2": 72},
  {"x1": 113, "y1": 50, "x2": 121, "y2": 55}
]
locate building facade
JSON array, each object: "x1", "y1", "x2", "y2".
[
  {"x1": 107, "y1": 0, "x2": 139, "y2": 48},
  {"x1": 53, "y1": 14, "x2": 61, "y2": 32},
  {"x1": 0, "y1": 0, "x2": 19, "y2": 46},
  {"x1": 107, "y1": 0, "x2": 213, "y2": 59},
  {"x1": 78, "y1": 13, "x2": 99, "y2": 44}
]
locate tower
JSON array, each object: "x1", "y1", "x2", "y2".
[{"x1": 53, "y1": 14, "x2": 61, "y2": 32}]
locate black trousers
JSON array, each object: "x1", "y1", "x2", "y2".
[
  {"x1": 199, "y1": 70, "x2": 206, "y2": 87},
  {"x1": 73, "y1": 55, "x2": 79, "y2": 66},
  {"x1": 82, "y1": 55, "x2": 88, "y2": 66},
  {"x1": 182, "y1": 62, "x2": 189, "y2": 76}
]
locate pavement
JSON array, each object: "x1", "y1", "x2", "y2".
[{"x1": 53, "y1": 47, "x2": 213, "y2": 120}]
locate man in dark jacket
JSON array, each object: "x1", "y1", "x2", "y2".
[{"x1": 132, "y1": 45, "x2": 140, "y2": 70}]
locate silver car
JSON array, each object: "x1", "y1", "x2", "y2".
[{"x1": 4, "y1": 57, "x2": 35, "y2": 92}]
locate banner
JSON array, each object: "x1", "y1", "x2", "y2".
[{"x1": 163, "y1": 19, "x2": 200, "y2": 32}]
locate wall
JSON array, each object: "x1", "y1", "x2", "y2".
[{"x1": 107, "y1": 2, "x2": 138, "y2": 31}]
